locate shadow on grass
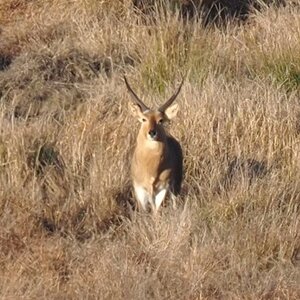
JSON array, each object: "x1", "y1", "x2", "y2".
[
  {"x1": 133, "y1": 0, "x2": 286, "y2": 26},
  {"x1": 0, "y1": 54, "x2": 12, "y2": 71},
  {"x1": 218, "y1": 156, "x2": 269, "y2": 193}
]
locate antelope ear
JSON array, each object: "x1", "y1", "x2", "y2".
[
  {"x1": 128, "y1": 102, "x2": 144, "y2": 119},
  {"x1": 164, "y1": 103, "x2": 179, "y2": 120}
]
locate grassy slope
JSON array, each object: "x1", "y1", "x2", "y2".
[{"x1": 0, "y1": 0, "x2": 300, "y2": 298}]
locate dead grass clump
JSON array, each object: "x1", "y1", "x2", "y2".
[
  {"x1": 220, "y1": 157, "x2": 268, "y2": 191},
  {"x1": 0, "y1": 48, "x2": 101, "y2": 120},
  {"x1": 0, "y1": 0, "x2": 33, "y2": 26},
  {"x1": 27, "y1": 142, "x2": 65, "y2": 176},
  {"x1": 132, "y1": 0, "x2": 286, "y2": 26}
]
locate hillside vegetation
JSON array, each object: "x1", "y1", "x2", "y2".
[{"x1": 0, "y1": 0, "x2": 300, "y2": 298}]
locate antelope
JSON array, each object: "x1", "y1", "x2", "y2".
[{"x1": 124, "y1": 76, "x2": 184, "y2": 212}]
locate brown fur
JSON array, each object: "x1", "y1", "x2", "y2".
[
  {"x1": 130, "y1": 108, "x2": 183, "y2": 211},
  {"x1": 125, "y1": 79, "x2": 183, "y2": 212}
]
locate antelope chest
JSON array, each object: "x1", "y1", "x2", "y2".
[{"x1": 132, "y1": 158, "x2": 172, "y2": 194}]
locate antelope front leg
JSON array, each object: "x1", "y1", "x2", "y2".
[
  {"x1": 154, "y1": 188, "x2": 168, "y2": 212},
  {"x1": 133, "y1": 184, "x2": 150, "y2": 211}
]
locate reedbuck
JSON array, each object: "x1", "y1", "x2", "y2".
[{"x1": 124, "y1": 76, "x2": 184, "y2": 212}]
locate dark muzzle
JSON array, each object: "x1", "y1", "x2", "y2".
[{"x1": 148, "y1": 129, "x2": 157, "y2": 139}]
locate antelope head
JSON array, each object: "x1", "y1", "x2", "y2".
[{"x1": 124, "y1": 76, "x2": 184, "y2": 142}]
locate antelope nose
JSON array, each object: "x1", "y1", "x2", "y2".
[{"x1": 148, "y1": 129, "x2": 157, "y2": 138}]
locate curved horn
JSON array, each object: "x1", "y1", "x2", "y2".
[
  {"x1": 158, "y1": 79, "x2": 184, "y2": 112},
  {"x1": 124, "y1": 76, "x2": 149, "y2": 112}
]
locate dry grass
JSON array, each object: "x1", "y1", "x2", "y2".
[{"x1": 0, "y1": 0, "x2": 300, "y2": 299}]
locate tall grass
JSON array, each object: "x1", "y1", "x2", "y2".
[{"x1": 0, "y1": 0, "x2": 299, "y2": 298}]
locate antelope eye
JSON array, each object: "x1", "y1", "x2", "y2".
[
  {"x1": 142, "y1": 118, "x2": 147, "y2": 122},
  {"x1": 158, "y1": 119, "x2": 164, "y2": 124}
]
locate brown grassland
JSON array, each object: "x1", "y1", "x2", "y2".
[{"x1": 0, "y1": 0, "x2": 300, "y2": 298}]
